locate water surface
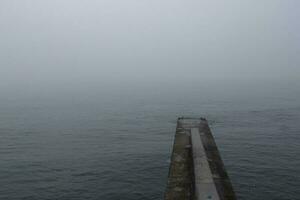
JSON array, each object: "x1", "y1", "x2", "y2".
[{"x1": 1, "y1": 80, "x2": 300, "y2": 199}]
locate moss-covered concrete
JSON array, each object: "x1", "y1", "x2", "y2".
[
  {"x1": 164, "y1": 119, "x2": 194, "y2": 200},
  {"x1": 165, "y1": 118, "x2": 236, "y2": 200}
]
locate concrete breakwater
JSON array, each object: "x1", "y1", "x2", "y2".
[{"x1": 165, "y1": 118, "x2": 236, "y2": 200}]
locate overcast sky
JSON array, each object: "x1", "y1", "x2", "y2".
[{"x1": 1, "y1": 0, "x2": 299, "y2": 89}]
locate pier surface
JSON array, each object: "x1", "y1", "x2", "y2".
[{"x1": 165, "y1": 118, "x2": 236, "y2": 200}]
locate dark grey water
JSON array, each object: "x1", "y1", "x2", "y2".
[{"x1": 1, "y1": 80, "x2": 300, "y2": 200}]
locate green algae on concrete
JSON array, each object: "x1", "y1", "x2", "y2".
[
  {"x1": 164, "y1": 119, "x2": 194, "y2": 200},
  {"x1": 165, "y1": 118, "x2": 236, "y2": 200}
]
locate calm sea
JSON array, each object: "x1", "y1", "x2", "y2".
[{"x1": 1, "y1": 80, "x2": 299, "y2": 199}]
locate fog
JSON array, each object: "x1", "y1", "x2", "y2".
[{"x1": 1, "y1": 0, "x2": 299, "y2": 92}]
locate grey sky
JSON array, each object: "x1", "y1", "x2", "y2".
[{"x1": 1, "y1": 0, "x2": 299, "y2": 88}]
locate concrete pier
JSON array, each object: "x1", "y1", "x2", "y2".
[{"x1": 165, "y1": 118, "x2": 236, "y2": 200}]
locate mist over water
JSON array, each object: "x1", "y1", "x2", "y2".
[
  {"x1": 1, "y1": 80, "x2": 300, "y2": 199},
  {"x1": 1, "y1": 0, "x2": 300, "y2": 199}
]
